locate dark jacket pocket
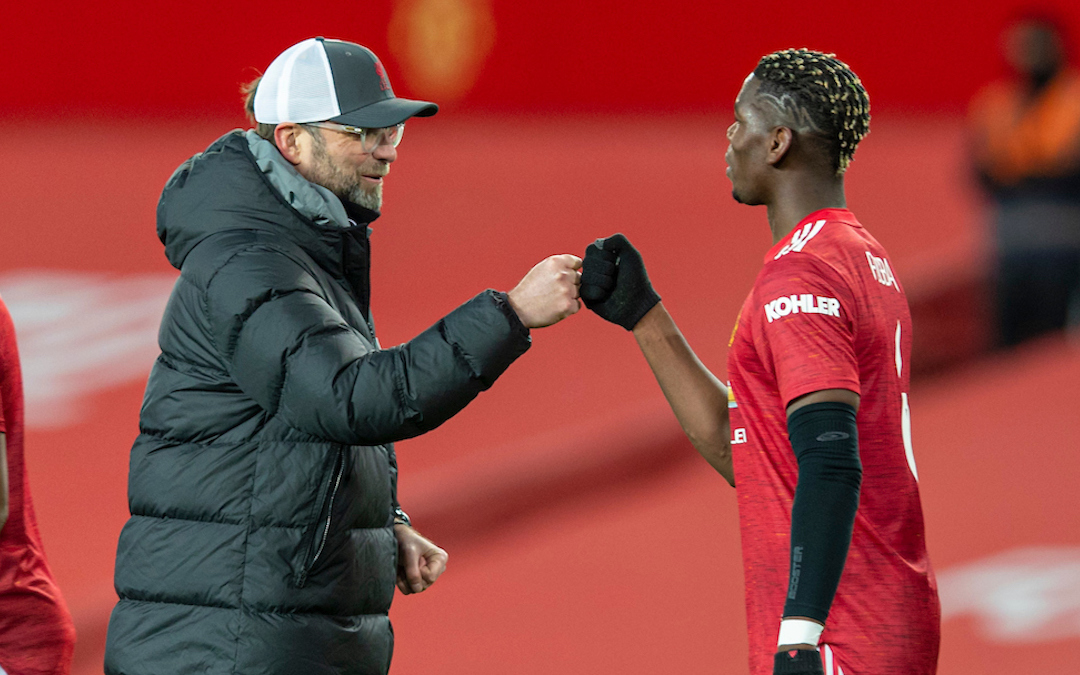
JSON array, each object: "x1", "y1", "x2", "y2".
[{"x1": 294, "y1": 445, "x2": 345, "y2": 588}]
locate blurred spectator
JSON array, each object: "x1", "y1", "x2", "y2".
[
  {"x1": 969, "y1": 13, "x2": 1080, "y2": 348},
  {"x1": 0, "y1": 294, "x2": 76, "y2": 674}
]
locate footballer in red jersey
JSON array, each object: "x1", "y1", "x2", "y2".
[
  {"x1": 0, "y1": 295, "x2": 77, "y2": 675},
  {"x1": 728, "y1": 208, "x2": 939, "y2": 675},
  {"x1": 581, "y1": 49, "x2": 940, "y2": 675}
]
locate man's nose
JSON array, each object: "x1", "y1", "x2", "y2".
[{"x1": 372, "y1": 142, "x2": 397, "y2": 163}]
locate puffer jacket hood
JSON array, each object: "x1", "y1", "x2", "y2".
[{"x1": 157, "y1": 130, "x2": 379, "y2": 272}]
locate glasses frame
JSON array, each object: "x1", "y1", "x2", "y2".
[{"x1": 306, "y1": 121, "x2": 405, "y2": 152}]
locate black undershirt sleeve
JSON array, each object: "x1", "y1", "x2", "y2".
[{"x1": 782, "y1": 400, "x2": 862, "y2": 623}]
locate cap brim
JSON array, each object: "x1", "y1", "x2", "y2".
[{"x1": 330, "y1": 97, "x2": 438, "y2": 127}]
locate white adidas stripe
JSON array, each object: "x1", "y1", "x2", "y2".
[{"x1": 821, "y1": 644, "x2": 847, "y2": 675}]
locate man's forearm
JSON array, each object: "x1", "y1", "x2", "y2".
[
  {"x1": 632, "y1": 304, "x2": 734, "y2": 485},
  {"x1": 782, "y1": 402, "x2": 861, "y2": 629}
]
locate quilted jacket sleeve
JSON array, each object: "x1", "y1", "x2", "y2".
[{"x1": 204, "y1": 242, "x2": 531, "y2": 445}]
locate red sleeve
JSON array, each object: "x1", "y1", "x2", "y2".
[
  {"x1": 0, "y1": 337, "x2": 7, "y2": 434},
  {"x1": 751, "y1": 253, "x2": 859, "y2": 407}
]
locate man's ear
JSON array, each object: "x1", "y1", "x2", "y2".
[
  {"x1": 274, "y1": 123, "x2": 304, "y2": 165},
  {"x1": 766, "y1": 126, "x2": 793, "y2": 166}
]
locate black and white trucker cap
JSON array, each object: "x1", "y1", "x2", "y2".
[{"x1": 253, "y1": 37, "x2": 438, "y2": 128}]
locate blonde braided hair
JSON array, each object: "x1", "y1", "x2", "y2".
[{"x1": 753, "y1": 49, "x2": 870, "y2": 175}]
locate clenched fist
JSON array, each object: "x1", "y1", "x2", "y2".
[
  {"x1": 507, "y1": 254, "x2": 582, "y2": 328},
  {"x1": 580, "y1": 233, "x2": 660, "y2": 330}
]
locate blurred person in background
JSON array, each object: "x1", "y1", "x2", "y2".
[
  {"x1": 969, "y1": 13, "x2": 1080, "y2": 347},
  {"x1": 581, "y1": 50, "x2": 939, "y2": 675},
  {"x1": 103, "y1": 37, "x2": 581, "y2": 675},
  {"x1": 0, "y1": 295, "x2": 76, "y2": 675}
]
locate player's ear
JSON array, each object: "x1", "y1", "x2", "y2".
[
  {"x1": 766, "y1": 126, "x2": 793, "y2": 166},
  {"x1": 274, "y1": 123, "x2": 304, "y2": 166}
]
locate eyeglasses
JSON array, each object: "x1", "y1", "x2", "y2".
[{"x1": 307, "y1": 121, "x2": 405, "y2": 152}]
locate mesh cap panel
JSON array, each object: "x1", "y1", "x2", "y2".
[{"x1": 254, "y1": 38, "x2": 340, "y2": 124}]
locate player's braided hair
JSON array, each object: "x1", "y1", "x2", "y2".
[{"x1": 753, "y1": 49, "x2": 870, "y2": 175}]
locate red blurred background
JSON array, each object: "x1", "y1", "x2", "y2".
[{"x1": 3, "y1": 1, "x2": 1080, "y2": 673}]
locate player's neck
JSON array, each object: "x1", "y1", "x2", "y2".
[{"x1": 766, "y1": 178, "x2": 847, "y2": 244}]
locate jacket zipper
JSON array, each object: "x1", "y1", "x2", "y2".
[{"x1": 295, "y1": 447, "x2": 345, "y2": 588}]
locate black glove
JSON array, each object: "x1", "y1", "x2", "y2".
[
  {"x1": 580, "y1": 233, "x2": 660, "y2": 330},
  {"x1": 774, "y1": 649, "x2": 825, "y2": 675}
]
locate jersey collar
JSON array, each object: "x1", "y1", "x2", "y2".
[{"x1": 764, "y1": 208, "x2": 860, "y2": 262}]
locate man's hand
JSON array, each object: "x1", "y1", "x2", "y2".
[
  {"x1": 773, "y1": 648, "x2": 825, "y2": 675},
  {"x1": 394, "y1": 523, "x2": 448, "y2": 595},
  {"x1": 580, "y1": 233, "x2": 660, "y2": 330},
  {"x1": 507, "y1": 254, "x2": 582, "y2": 328}
]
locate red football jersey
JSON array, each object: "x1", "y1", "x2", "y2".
[
  {"x1": 726, "y1": 209, "x2": 940, "y2": 675},
  {"x1": 0, "y1": 295, "x2": 75, "y2": 675}
]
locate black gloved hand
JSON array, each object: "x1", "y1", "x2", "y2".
[
  {"x1": 580, "y1": 233, "x2": 660, "y2": 330},
  {"x1": 773, "y1": 649, "x2": 825, "y2": 675}
]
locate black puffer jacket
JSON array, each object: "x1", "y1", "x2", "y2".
[{"x1": 104, "y1": 131, "x2": 530, "y2": 675}]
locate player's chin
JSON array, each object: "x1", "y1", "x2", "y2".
[{"x1": 730, "y1": 188, "x2": 761, "y2": 206}]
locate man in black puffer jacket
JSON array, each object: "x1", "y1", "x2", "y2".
[{"x1": 103, "y1": 38, "x2": 582, "y2": 675}]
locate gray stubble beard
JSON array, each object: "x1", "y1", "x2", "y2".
[
  {"x1": 346, "y1": 182, "x2": 382, "y2": 211},
  {"x1": 307, "y1": 134, "x2": 383, "y2": 211}
]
